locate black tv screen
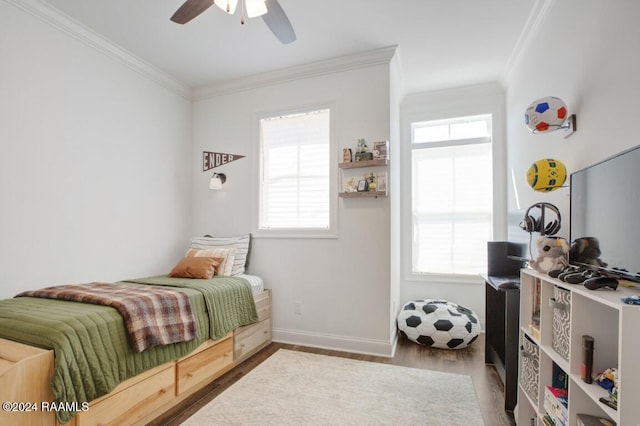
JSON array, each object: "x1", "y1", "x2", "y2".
[{"x1": 570, "y1": 145, "x2": 640, "y2": 281}]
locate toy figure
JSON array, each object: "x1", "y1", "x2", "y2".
[
  {"x1": 530, "y1": 236, "x2": 570, "y2": 275},
  {"x1": 569, "y1": 237, "x2": 607, "y2": 268},
  {"x1": 367, "y1": 173, "x2": 377, "y2": 191}
]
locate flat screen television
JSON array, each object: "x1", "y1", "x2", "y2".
[{"x1": 570, "y1": 144, "x2": 640, "y2": 282}]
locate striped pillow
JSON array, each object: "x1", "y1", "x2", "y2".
[
  {"x1": 188, "y1": 234, "x2": 250, "y2": 276},
  {"x1": 186, "y1": 247, "x2": 236, "y2": 277}
]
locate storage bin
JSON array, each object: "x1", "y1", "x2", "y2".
[
  {"x1": 520, "y1": 336, "x2": 540, "y2": 403},
  {"x1": 550, "y1": 286, "x2": 571, "y2": 360}
]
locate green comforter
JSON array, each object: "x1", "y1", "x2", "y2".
[
  {"x1": 0, "y1": 276, "x2": 257, "y2": 424},
  {"x1": 124, "y1": 275, "x2": 258, "y2": 341}
]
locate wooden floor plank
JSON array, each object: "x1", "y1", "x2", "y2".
[{"x1": 147, "y1": 334, "x2": 516, "y2": 426}]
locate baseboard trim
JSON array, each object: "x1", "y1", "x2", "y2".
[{"x1": 273, "y1": 328, "x2": 395, "y2": 358}]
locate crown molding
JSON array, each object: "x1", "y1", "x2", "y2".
[
  {"x1": 193, "y1": 45, "x2": 399, "y2": 101},
  {"x1": 500, "y1": 0, "x2": 556, "y2": 89},
  {"x1": 5, "y1": 0, "x2": 192, "y2": 99}
]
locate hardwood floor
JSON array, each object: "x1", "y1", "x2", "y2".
[{"x1": 149, "y1": 334, "x2": 516, "y2": 425}]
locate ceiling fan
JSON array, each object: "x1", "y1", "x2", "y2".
[{"x1": 170, "y1": 0, "x2": 296, "y2": 44}]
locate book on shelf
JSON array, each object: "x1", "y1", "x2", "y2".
[
  {"x1": 544, "y1": 385, "x2": 568, "y2": 426},
  {"x1": 552, "y1": 362, "x2": 569, "y2": 390},
  {"x1": 532, "y1": 278, "x2": 541, "y2": 326},
  {"x1": 527, "y1": 278, "x2": 541, "y2": 339},
  {"x1": 529, "y1": 324, "x2": 540, "y2": 340}
]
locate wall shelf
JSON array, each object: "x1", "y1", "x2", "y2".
[
  {"x1": 339, "y1": 159, "x2": 388, "y2": 169},
  {"x1": 338, "y1": 158, "x2": 388, "y2": 198},
  {"x1": 338, "y1": 191, "x2": 387, "y2": 198}
]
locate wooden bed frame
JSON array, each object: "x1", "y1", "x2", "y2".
[{"x1": 0, "y1": 289, "x2": 272, "y2": 426}]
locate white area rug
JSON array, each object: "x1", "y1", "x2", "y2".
[{"x1": 182, "y1": 349, "x2": 484, "y2": 425}]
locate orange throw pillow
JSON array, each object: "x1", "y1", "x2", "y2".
[{"x1": 169, "y1": 257, "x2": 221, "y2": 279}]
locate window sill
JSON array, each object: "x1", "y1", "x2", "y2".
[
  {"x1": 252, "y1": 228, "x2": 338, "y2": 239},
  {"x1": 404, "y1": 272, "x2": 485, "y2": 285}
]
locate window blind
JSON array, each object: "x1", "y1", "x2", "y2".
[
  {"x1": 410, "y1": 115, "x2": 493, "y2": 275},
  {"x1": 259, "y1": 109, "x2": 330, "y2": 229}
]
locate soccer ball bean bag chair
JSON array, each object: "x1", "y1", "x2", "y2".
[{"x1": 397, "y1": 299, "x2": 480, "y2": 349}]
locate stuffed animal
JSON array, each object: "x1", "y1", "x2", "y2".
[
  {"x1": 530, "y1": 236, "x2": 570, "y2": 274},
  {"x1": 569, "y1": 237, "x2": 607, "y2": 268}
]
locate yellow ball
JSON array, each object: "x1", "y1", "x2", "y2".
[{"x1": 526, "y1": 158, "x2": 566, "y2": 192}]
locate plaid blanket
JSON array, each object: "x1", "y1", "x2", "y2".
[{"x1": 17, "y1": 282, "x2": 197, "y2": 353}]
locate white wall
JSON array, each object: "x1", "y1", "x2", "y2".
[
  {"x1": 388, "y1": 51, "x2": 404, "y2": 348},
  {"x1": 191, "y1": 61, "x2": 395, "y2": 355},
  {"x1": 505, "y1": 0, "x2": 640, "y2": 243},
  {"x1": 0, "y1": 1, "x2": 192, "y2": 299}
]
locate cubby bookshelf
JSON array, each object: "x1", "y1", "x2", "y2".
[{"x1": 517, "y1": 268, "x2": 640, "y2": 425}]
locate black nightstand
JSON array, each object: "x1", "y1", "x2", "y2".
[{"x1": 483, "y1": 274, "x2": 520, "y2": 412}]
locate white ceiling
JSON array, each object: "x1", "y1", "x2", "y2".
[{"x1": 43, "y1": 0, "x2": 537, "y2": 94}]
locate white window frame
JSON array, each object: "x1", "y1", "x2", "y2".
[
  {"x1": 410, "y1": 114, "x2": 493, "y2": 277},
  {"x1": 400, "y1": 86, "x2": 507, "y2": 285},
  {"x1": 252, "y1": 104, "x2": 337, "y2": 239}
]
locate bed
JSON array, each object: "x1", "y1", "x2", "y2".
[{"x1": 0, "y1": 235, "x2": 272, "y2": 426}]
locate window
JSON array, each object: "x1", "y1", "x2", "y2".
[
  {"x1": 258, "y1": 108, "x2": 334, "y2": 236},
  {"x1": 411, "y1": 114, "x2": 493, "y2": 275}
]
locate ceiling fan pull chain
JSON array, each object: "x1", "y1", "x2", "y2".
[{"x1": 240, "y1": 0, "x2": 245, "y2": 24}]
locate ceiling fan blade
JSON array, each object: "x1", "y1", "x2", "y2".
[
  {"x1": 171, "y1": 0, "x2": 215, "y2": 24},
  {"x1": 262, "y1": 0, "x2": 296, "y2": 44}
]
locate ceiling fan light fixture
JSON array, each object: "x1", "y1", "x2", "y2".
[
  {"x1": 245, "y1": 0, "x2": 267, "y2": 18},
  {"x1": 214, "y1": 0, "x2": 238, "y2": 14},
  {"x1": 171, "y1": 0, "x2": 295, "y2": 44}
]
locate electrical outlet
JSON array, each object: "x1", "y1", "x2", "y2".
[{"x1": 294, "y1": 301, "x2": 303, "y2": 315}]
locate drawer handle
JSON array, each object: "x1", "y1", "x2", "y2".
[
  {"x1": 159, "y1": 388, "x2": 167, "y2": 394},
  {"x1": 548, "y1": 297, "x2": 569, "y2": 311},
  {"x1": 520, "y1": 345, "x2": 536, "y2": 360},
  {"x1": 187, "y1": 372, "x2": 195, "y2": 378},
  {"x1": 264, "y1": 330, "x2": 269, "y2": 335}
]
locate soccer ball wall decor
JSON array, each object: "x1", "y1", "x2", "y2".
[
  {"x1": 397, "y1": 299, "x2": 480, "y2": 349},
  {"x1": 526, "y1": 158, "x2": 567, "y2": 192},
  {"x1": 525, "y1": 96, "x2": 568, "y2": 133}
]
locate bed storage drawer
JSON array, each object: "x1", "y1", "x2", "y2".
[
  {"x1": 234, "y1": 317, "x2": 272, "y2": 362},
  {"x1": 78, "y1": 363, "x2": 174, "y2": 426},
  {"x1": 176, "y1": 335, "x2": 234, "y2": 395},
  {"x1": 0, "y1": 338, "x2": 55, "y2": 426},
  {"x1": 254, "y1": 289, "x2": 271, "y2": 322}
]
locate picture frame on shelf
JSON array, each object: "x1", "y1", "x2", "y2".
[
  {"x1": 372, "y1": 141, "x2": 389, "y2": 160},
  {"x1": 342, "y1": 148, "x2": 352, "y2": 163},
  {"x1": 357, "y1": 179, "x2": 368, "y2": 192},
  {"x1": 376, "y1": 173, "x2": 387, "y2": 193}
]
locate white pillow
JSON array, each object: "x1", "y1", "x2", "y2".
[
  {"x1": 188, "y1": 234, "x2": 250, "y2": 276},
  {"x1": 186, "y1": 247, "x2": 237, "y2": 277}
]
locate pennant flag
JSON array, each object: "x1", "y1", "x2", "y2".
[{"x1": 202, "y1": 151, "x2": 246, "y2": 171}]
